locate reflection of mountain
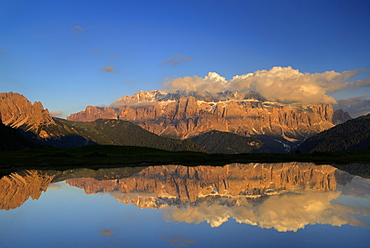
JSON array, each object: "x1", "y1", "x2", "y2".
[
  {"x1": 0, "y1": 170, "x2": 56, "y2": 210},
  {"x1": 0, "y1": 167, "x2": 144, "y2": 210},
  {"x1": 2, "y1": 163, "x2": 368, "y2": 232},
  {"x1": 67, "y1": 163, "x2": 341, "y2": 206},
  {"x1": 65, "y1": 163, "x2": 370, "y2": 232}
]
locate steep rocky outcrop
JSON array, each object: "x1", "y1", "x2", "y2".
[
  {"x1": 0, "y1": 92, "x2": 56, "y2": 138},
  {"x1": 0, "y1": 170, "x2": 57, "y2": 210},
  {"x1": 67, "y1": 91, "x2": 335, "y2": 145},
  {"x1": 66, "y1": 163, "x2": 339, "y2": 209}
]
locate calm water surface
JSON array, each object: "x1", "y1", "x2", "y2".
[{"x1": 1, "y1": 162, "x2": 369, "y2": 248}]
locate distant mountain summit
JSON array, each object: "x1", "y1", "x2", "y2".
[
  {"x1": 297, "y1": 114, "x2": 370, "y2": 153},
  {"x1": 111, "y1": 90, "x2": 266, "y2": 108},
  {"x1": 332, "y1": 109, "x2": 352, "y2": 125}
]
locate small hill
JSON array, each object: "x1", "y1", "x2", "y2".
[
  {"x1": 297, "y1": 114, "x2": 370, "y2": 153},
  {"x1": 190, "y1": 130, "x2": 262, "y2": 154},
  {"x1": 52, "y1": 118, "x2": 205, "y2": 152}
]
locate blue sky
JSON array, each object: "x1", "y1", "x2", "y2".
[{"x1": 1, "y1": 0, "x2": 370, "y2": 117}]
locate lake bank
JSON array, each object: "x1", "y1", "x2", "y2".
[{"x1": 1, "y1": 145, "x2": 370, "y2": 177}]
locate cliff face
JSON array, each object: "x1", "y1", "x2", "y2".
[
  {"x1": 66, "y1": 163, "x2": 339, "y2": 209},
  {"x1": 67, "y1": 91, "x2": 334, "y2": 141},
  {"x1": 0, "y1": 92, "x2": 55, "y2": 137},
  {"x1": 0, "y1": 170, "x2": 56, "y2": 210}
]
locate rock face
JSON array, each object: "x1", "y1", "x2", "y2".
[
  {"x1": 0, "y1": 170, "x2": 56, "y2": 210},
  {"x1": 67, "y1": 91, "x2": 334, "y2": 142},
  {"x1": 66, "y1": 163, "x2": 339, "y2": 209},
  {"x1": 0, "y1": 92, "x2": 55, "y2": 137}
]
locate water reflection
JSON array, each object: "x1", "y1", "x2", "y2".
[
  {"x1": 0, "y1": 170, "x2": 56, "y2": 210},
  {"x1": 1, "y1": 162, "x2": 370, "y2": 233}
]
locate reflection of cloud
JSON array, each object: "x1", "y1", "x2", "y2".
[
  {"x1": 99, "y1": 229, "x2": 113, "y2": 237},
  {"x1": 160, "y1": 235, "x2": 196, "y2": 247},
  {"x1": 160, "y1": 54, "x2": 193, "y2": 66},
  {"x1": 47, "y1": 184, "x2": 61, "y2": 190},
  {"x1": 164, "y1": 191, "x2": 370, "y2": 232},
  {"x1": 71, "y1": 25, "x2": 84, "y2": 34},
  {"x1": 339, "y1": 176, "x2": 370, "y2": 200},
  {"x1": 50, "y1": 111, "x2": 63, "y2": 117},
  {"x1": 163, "y1": 67, "x2": 370, "y2": 105},
  {"x1": 334, "y1": 95, "x2": 370, "y2": 118},
  {"x1": 101, "y1": 65, "x2": 115, "y2": 72}
]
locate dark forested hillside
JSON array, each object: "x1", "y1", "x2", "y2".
[
  {"x1": 297, "y1": 114, "x2": 370, "y2": 153},
  {"x1": 190, "y1": 130, "x2": 263, "y2": 154},
  {"x1": 51, "y1": 118, "x2": 205, "y2": 152}
]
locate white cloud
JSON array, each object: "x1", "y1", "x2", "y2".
[{"x1": 163, "y1": 67, "x2": 370, "y2": 105}]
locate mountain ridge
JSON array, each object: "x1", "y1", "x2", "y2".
[
  {"x1": 297, "y1": 114, "x2": 370, "y2": 153},
  {"x1": 67, "y1": 90, "x2": 335, "y2": 152}
]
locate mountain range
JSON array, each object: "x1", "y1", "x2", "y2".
[
  {"x1": 1, "y1": 91, "x2": 367, "y2": 153},
  {"x1": 0, "y1": 92, "x2": 204, "y2": 152},
  {"x1": 67, "y1": 90, "x2": 351, "y2": 152}
]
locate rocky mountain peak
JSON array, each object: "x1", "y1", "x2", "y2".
[
  {"x1": 0, "y1": 92, "x2": 55, "y2": 131},
  {"x1": 332, "y1": 109, "x2": 352, "y2": 125}
]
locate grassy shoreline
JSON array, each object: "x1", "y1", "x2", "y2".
[{"x1": 1, "y1": 145, "x2": 369, "y2": 177}]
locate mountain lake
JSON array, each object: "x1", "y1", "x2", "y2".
[{"x1": 1, "y1": 162, "x2": 369, "y2": 248}]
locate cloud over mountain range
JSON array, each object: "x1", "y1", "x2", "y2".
[{"x1": 163, "y1": 67, "x2": 370, "y2": 110}]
